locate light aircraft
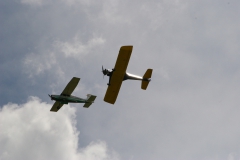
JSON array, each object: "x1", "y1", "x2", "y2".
[
  {"x1": 49, "y1": 77, "x2": 97, "y2": 112},
  {"x1": 102, "y1": 46, "x2": 153, "y2": 104}
]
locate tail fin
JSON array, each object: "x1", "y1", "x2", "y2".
[
  {"x1": 83, "y1": 94, "x2": 97, "y2": 108},
  {"x1": 141, "y1": 69, "x2": 153, "y2": 90}
]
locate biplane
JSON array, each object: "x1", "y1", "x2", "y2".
[
  {"x1": 49, "y1": 77, "x2": 97, "y2": 112},
  {"x1": 102, "y1": 46, "x2": 153, "y2": 104}
]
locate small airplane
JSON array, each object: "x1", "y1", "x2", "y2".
[
  {"x1": 102, "y1": 46, "x2": 153, "y2": 104},
  {"x1": 49, "y1": 77, "x2": 97, "y2": 112}
]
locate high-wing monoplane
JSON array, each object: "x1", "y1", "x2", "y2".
[
  {"x1": 102, "y1": 46, "x2": 153, "y2": 104},
  {"x1": 49, "y1": 77, "x2": 97, "y2": 112}
]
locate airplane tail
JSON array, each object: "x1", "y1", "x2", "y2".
[
  {"x1": 83, "y1": 94, "x2": 97, "y2": 108},
  {"x1": 141, "y1": 69, "x2": 153, "y2": 90}
]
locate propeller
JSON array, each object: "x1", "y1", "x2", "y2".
[
  {"x1": 102, "y1": 65, "x2": 108, "y2": 78},
  {"x1": 48, "y1": 94, "x2": 53, "y2": 100}
]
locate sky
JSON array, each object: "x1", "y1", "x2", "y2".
[{"x1": 1, "y1": 0, "x2": 240, "y2": 160}]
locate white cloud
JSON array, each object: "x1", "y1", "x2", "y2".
[
  {"x1": 55, "y1": 36, "x2": 105, "y2": 58},
  {"x1": 79, "y1": 141, "x2": 119, "y2": 160},
  {"x1": 0, "y1": 97, "x2": 119, "y2": 160},
  {"x1": 23, "y1": 52, "x2": 59, "y2": 77},
  {"x1": 23, "y1": 36, "x2": 105, "y2": 77}
]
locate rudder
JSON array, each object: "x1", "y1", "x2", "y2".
[{"x1": 141, "y1": 69, "x2": 153, "y2": 90}]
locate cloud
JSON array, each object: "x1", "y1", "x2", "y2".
[
  {"x1": 55, "y1": 36, "x2": 105, "y2": 58},
  {"x1": 20, "y1": 0, "x2": 45, "y2": 6},
  {"x1": 23, "y1": 52, "x2": 59, "y2": 77},
  {"x1": 0, "y1": 97, "x2": 119, "y2": 160},
  {"x1": 23, "y1": 36, "x2": 105, "y2": 77},
  {"x1": 20, "y1": 0, "x2": 95, "y2": 6}
]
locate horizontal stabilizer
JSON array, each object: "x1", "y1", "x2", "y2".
[
  {"x1": 83, "y1": 94, "x2": 97, "y2": 108},
  {"x1": 141, "y1": 69, "x2": 153, "y2": 90}
]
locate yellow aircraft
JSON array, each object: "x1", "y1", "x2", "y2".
[
  {"x1": 102, "y1": 46, "x2": 153, "y2": 104},
  {"x1": 49, "y1": 77, "x2": 97, "y2": 112}
]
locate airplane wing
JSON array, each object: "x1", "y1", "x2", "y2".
[
  {"x1": 61, "y1": 77, "x2": 80, "y2": 96},
  {"x1": 50, "y1": 101, "x2": 64, "y2": 112},
  {"x1": 104, "y1": 46, "x2": 133, "y2": 104}
]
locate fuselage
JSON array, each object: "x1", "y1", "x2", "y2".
[
  {"x1": 50, "y1": 95, "x2": 87, "y2": 104},
  {"x1": 123, "y1": 72, "x2": 149, "y2": 81},
  {"x1": 103, "y1": 67, "x2": 151, "y2": 85},
  {"x1": 108, "y1": 70, "x2": 150, "y2": 81}
]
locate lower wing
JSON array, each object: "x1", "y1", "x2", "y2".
[
  {"x1": 50, "y1": 101, "x2": 64, "y2": 112},
  {"x1": 104, "y1": 78, "x2": 122, "y2": 104}
]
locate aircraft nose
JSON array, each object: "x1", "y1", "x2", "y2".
[
  {"x1": 102, "y1": 66, "x2": 108, "y2": 75},
  {"x1": 48, "y1": 94, "x2": 53, "y2": 100}
]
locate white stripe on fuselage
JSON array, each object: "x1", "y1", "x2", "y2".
[{"x1": 126, "y1": 72, "x2": 143, "y2": 80}]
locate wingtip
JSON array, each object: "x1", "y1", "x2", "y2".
[
  {"x1": 120, "y1": 45, "x2": 133, "y2": 50},
  {"x1": 73, "y1": 77, "x2": 80, "y2": 80},
  {"x1": 103, "y1": 99, "x2": 115, "y2": 105}
]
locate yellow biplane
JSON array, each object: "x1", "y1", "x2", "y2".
[{"x1": 102, "y1": 46, "x2": 153, "y2": 104}]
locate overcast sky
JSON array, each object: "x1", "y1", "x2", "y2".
[{"x1": 1, "y1": 0, "x2": 240, "y2": 160}]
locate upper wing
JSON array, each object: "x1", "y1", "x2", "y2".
[
  {"x1": 61, "y1": 77, "x2": 80, "y2": 96},
  {"x1": 104, "y1": 46, "x2": 133, "y2": 104},
  {"x1": 50, "y1": 101, "x2": 64, "y2": 112},
  {"x1": 114, "y1": 46, "x2": 133, "y2": 74}
]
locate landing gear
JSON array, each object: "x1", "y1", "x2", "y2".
[
  {"x1": 107, "y1": 69, "x2": 115, "y2": 86},
  {"x1": 102, "y1": 67, "x2": 115, "y2": 86}
]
